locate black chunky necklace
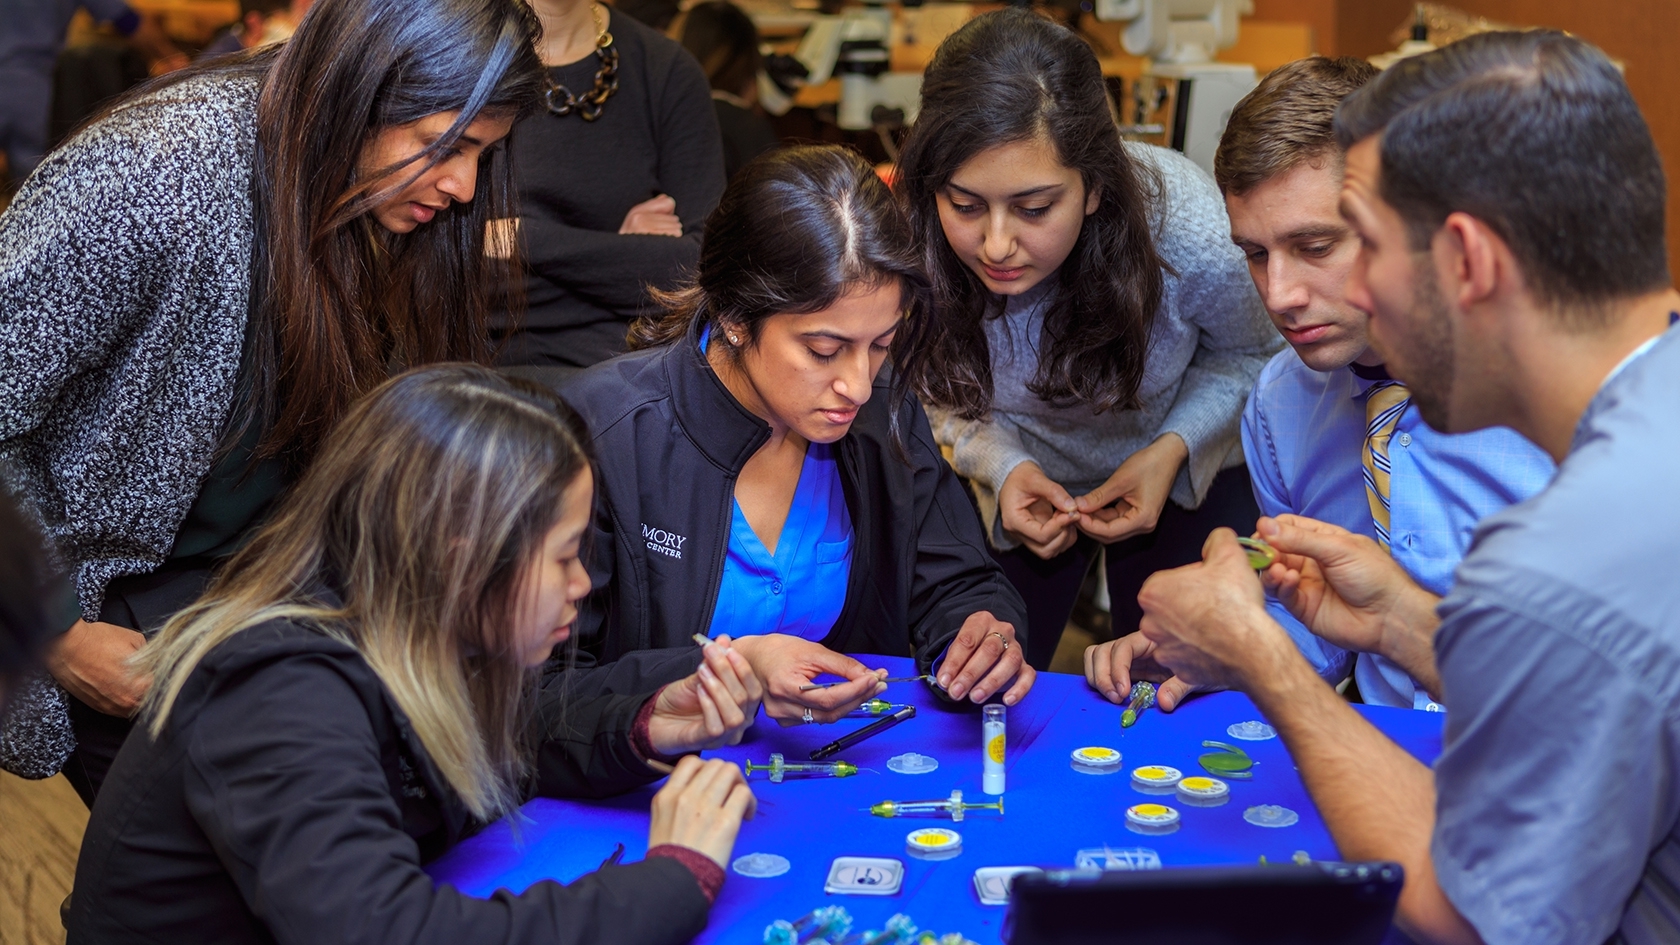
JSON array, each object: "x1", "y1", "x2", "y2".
[{"x1": 543, "y1": 4, "x2": 618, "y2": 122}]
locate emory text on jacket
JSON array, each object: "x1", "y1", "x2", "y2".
[{"x1": 642, "y1": 523, "x2": 687, "y2": 560}]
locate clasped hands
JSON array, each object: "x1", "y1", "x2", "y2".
[
  {"x1": 1083, "y1": 515, "x2": 1444, "y2": 709},
  {"x1": 999, "y1": 434, "x2": 1188, "y2": 559}
]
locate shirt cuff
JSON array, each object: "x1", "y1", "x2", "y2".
[
  {"x1": 646, "y1": 844, "x2": 725, "y2": 904},
  {"x1": 631, "y1": 686, "x2": 684, "y2": 768}
]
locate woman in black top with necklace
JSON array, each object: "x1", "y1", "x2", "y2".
[{"x1": 494, "y1": 0, "x2": 726, "y2": 380}]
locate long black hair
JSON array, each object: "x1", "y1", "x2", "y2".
[
  {"x1": 628, "y1": 145, "x2": 930, "y2": 445},
  {"x1": 249, "y1": 0, "x2": 545, "y2": 463},
  {"x1": 894, "y1": 8, "x2": 1167, "y2": 419},
  {"x1": 85, "y1": 0, "x2": 546, "y2": 465}
]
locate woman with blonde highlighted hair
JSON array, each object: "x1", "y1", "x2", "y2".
[{"x1": 70, "y1": 365, "x2": 761, "y2": 944}]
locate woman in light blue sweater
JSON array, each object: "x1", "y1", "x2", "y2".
[{"x1": 894, "y1": 10, "x2": 1281, "y2": 668}]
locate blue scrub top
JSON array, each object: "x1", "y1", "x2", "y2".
[
  {"x1": 707, "y1": 441, "x2": 854, "y2": 640},
  {"x1": 700, "y1": 327, "x2": 855, "y2": 640}
]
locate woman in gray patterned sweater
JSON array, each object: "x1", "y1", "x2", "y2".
[
  {"x1": 894, "y1": 10, "x2": 1282, "y2": 669},
  {"x1": 0, "y1": 0, "x2": 545, "y2": 800}
]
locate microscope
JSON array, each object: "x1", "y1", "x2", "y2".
[
  {"x1": 1095, "y1": 0, "x2": 1256, "y2": 175},
  {"x1": 791, "y1": 0, "x2": 922, "y2": 132}
]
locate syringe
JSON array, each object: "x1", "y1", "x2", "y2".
[
  {"x1": 746, "y1": 752, "x2": 859, "y2": 782},
  {"x1": 868, "y1": 789, "x2": 1004, "y2": 822}
]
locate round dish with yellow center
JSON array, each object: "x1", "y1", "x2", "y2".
[
  {"x1": 1175, "y1": 775, "x2": 1231, "y2": 805},
  {"x1": 1130, "y1": 764, "x2": 1183, "y2": 792},
  {"x1": 1124, "y1": 803, "x2": 1181, "y2": 829},
  {"x1": 906, "y1": 827, "x2": 963, "y2": 858},
  {"x1": 1071, "y1": 746, "x2": 1123, "y2": 774}
]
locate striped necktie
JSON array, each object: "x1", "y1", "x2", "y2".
[{"x1": 1363, "y1": 382, "x2": 1410, "y2": 551}]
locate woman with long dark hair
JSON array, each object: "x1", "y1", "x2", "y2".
[
  {"x1": 894, "y1": 10, "x2": 1281, "y2": 669},
  {"x1": 0, "y1": 0, "x2": 545, "y2": 801},
  {"x1": 565, "y1": 146, "x2": 1032, "y2": 724},
  {"x1": 72, "y1": 366, "x2": 762, "y2": 944}
]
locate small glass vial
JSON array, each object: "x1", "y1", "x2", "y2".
[{"x1": 982, "y1": 704, "x2": 1006, "y2": 795}]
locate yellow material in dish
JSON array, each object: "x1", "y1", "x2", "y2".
[
  {"x1": 1124, "y1": 803, "x2": 1181, "y2": 828},
  {"x1": 906, "y1": 827, "x2": 963, "y2": 854},
  {"x1": 1131, "y1": 765, "x2": 1183, "y2": 785}
]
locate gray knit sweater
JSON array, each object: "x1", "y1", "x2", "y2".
[
  {"x1": 929, "y1": 143, "x2": 1282, "y2": 550},
  {"x1": 0, "y1": 74, "x2": 257, "y2": 776}
]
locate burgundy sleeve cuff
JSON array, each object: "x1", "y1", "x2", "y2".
[
  {"x1": 631, "y1": 686, "x2": 684, "y2": 767},
  {"x1": 646, "y1": 844, "x2": 725, "y2": 904}
]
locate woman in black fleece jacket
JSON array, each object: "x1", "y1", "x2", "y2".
[
  {"x1": 69, "y1": 367, "x2": 761, "y2": 945},
  {"x1": 562, "y1": 147, "x2": 1033, "y2": 726}
]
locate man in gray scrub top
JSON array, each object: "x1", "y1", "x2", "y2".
[{"x1": 1099, "y1": 30, "x2": 1680, "y2": 945}]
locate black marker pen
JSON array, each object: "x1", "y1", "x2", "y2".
[{"x1": 809, "y1": 706, "x2": 917, "y2": 761}]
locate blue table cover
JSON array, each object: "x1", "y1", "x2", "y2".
[{"x1": 427, "y1": 656, "x2": 1444, "y2": 943}]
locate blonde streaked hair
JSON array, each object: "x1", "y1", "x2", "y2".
[{"x1": 136, "y1": 365, "x2": 593, "y2": 820}]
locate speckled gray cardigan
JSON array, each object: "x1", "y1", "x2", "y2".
[{"x1": 0, "y1": 74, "x2": 257, "y2": 777}]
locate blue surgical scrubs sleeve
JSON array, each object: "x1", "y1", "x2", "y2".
[{"x1": 1432, "y1": 573, "x2": 1678, "y2": 945}]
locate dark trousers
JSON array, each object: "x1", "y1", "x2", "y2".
[
  {"x1": 995, "y1": 465, "x2": 1262, "y2": 671},
  {"x1": 62, "y1": 563, "x2": 216, "y2": 807}
]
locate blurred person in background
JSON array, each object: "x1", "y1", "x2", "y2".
[
  {"x1": 679, "y1": 0, "x2": 778, "y2": 180},
  {"x1": 197, "y1": 0, "x2": 310, "y2": 58},
  {"x1": 0, "y1": 0, "x2": 185, "y2": 190}
]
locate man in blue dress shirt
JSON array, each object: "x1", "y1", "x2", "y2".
[
  {"x1": 1119, "y1": 31, "x2": 1680, "y2": 944},
  {"x1": 1083, "y1": 55, "x2": 1554, "y2": 711}
]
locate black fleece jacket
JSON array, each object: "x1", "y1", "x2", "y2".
[
  {"x1": 559, "y1": 336, "x2": 1028, "y2": 671},
  {"x1": 69, "y1": 619, "x2": 710, "y2": 945}
]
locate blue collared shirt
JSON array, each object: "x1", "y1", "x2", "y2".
[
  {"x1": 1431, "y1": 323, "x2": 1680, "y2": 944},
  {"x1": 699, "y1": 327, "x2": 854, "y2": 640},
  {"x1": 1241, "y1": 348, "x2": 1555, "y2": 708},
  {"x1": 706, "y1": 441, "x2": 854, "y2": 641}
]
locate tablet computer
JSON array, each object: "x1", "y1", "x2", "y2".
[{"x1": 1004, "y1": 861, "x2": 1403, "y2": 944}]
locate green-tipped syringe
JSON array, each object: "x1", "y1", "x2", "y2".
[
  {"x1": 869, "y1": 789, "x2": 1003, "y2": 822},
  {"x1": 848, "y1": 698, "x2": 907, "y2": 717},
  {"x1": 746, "y1": 752, "x2": 858, "y2": 782},
  {"x1": 1121, "y1": 681, "x2": 1156, "y2": 728}
]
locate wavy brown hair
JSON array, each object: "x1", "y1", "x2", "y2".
[
  {"x1": 1214, "y1": 56, "x2": 1377, "y2": 197},
  {"x1": 894, "y1": 8, "x2": 1167, "y2": 420},
  {"x1": 138, "y1": 366, "x2": 593, "y2": 821}
]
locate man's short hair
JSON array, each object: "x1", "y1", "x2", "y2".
[
  {"x1": 1214, "y1": 56, "x2": 1378, "y2": 197},
  {"x1": 1335, "y1": 30, "x2": 1670, "y2": 316}
]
